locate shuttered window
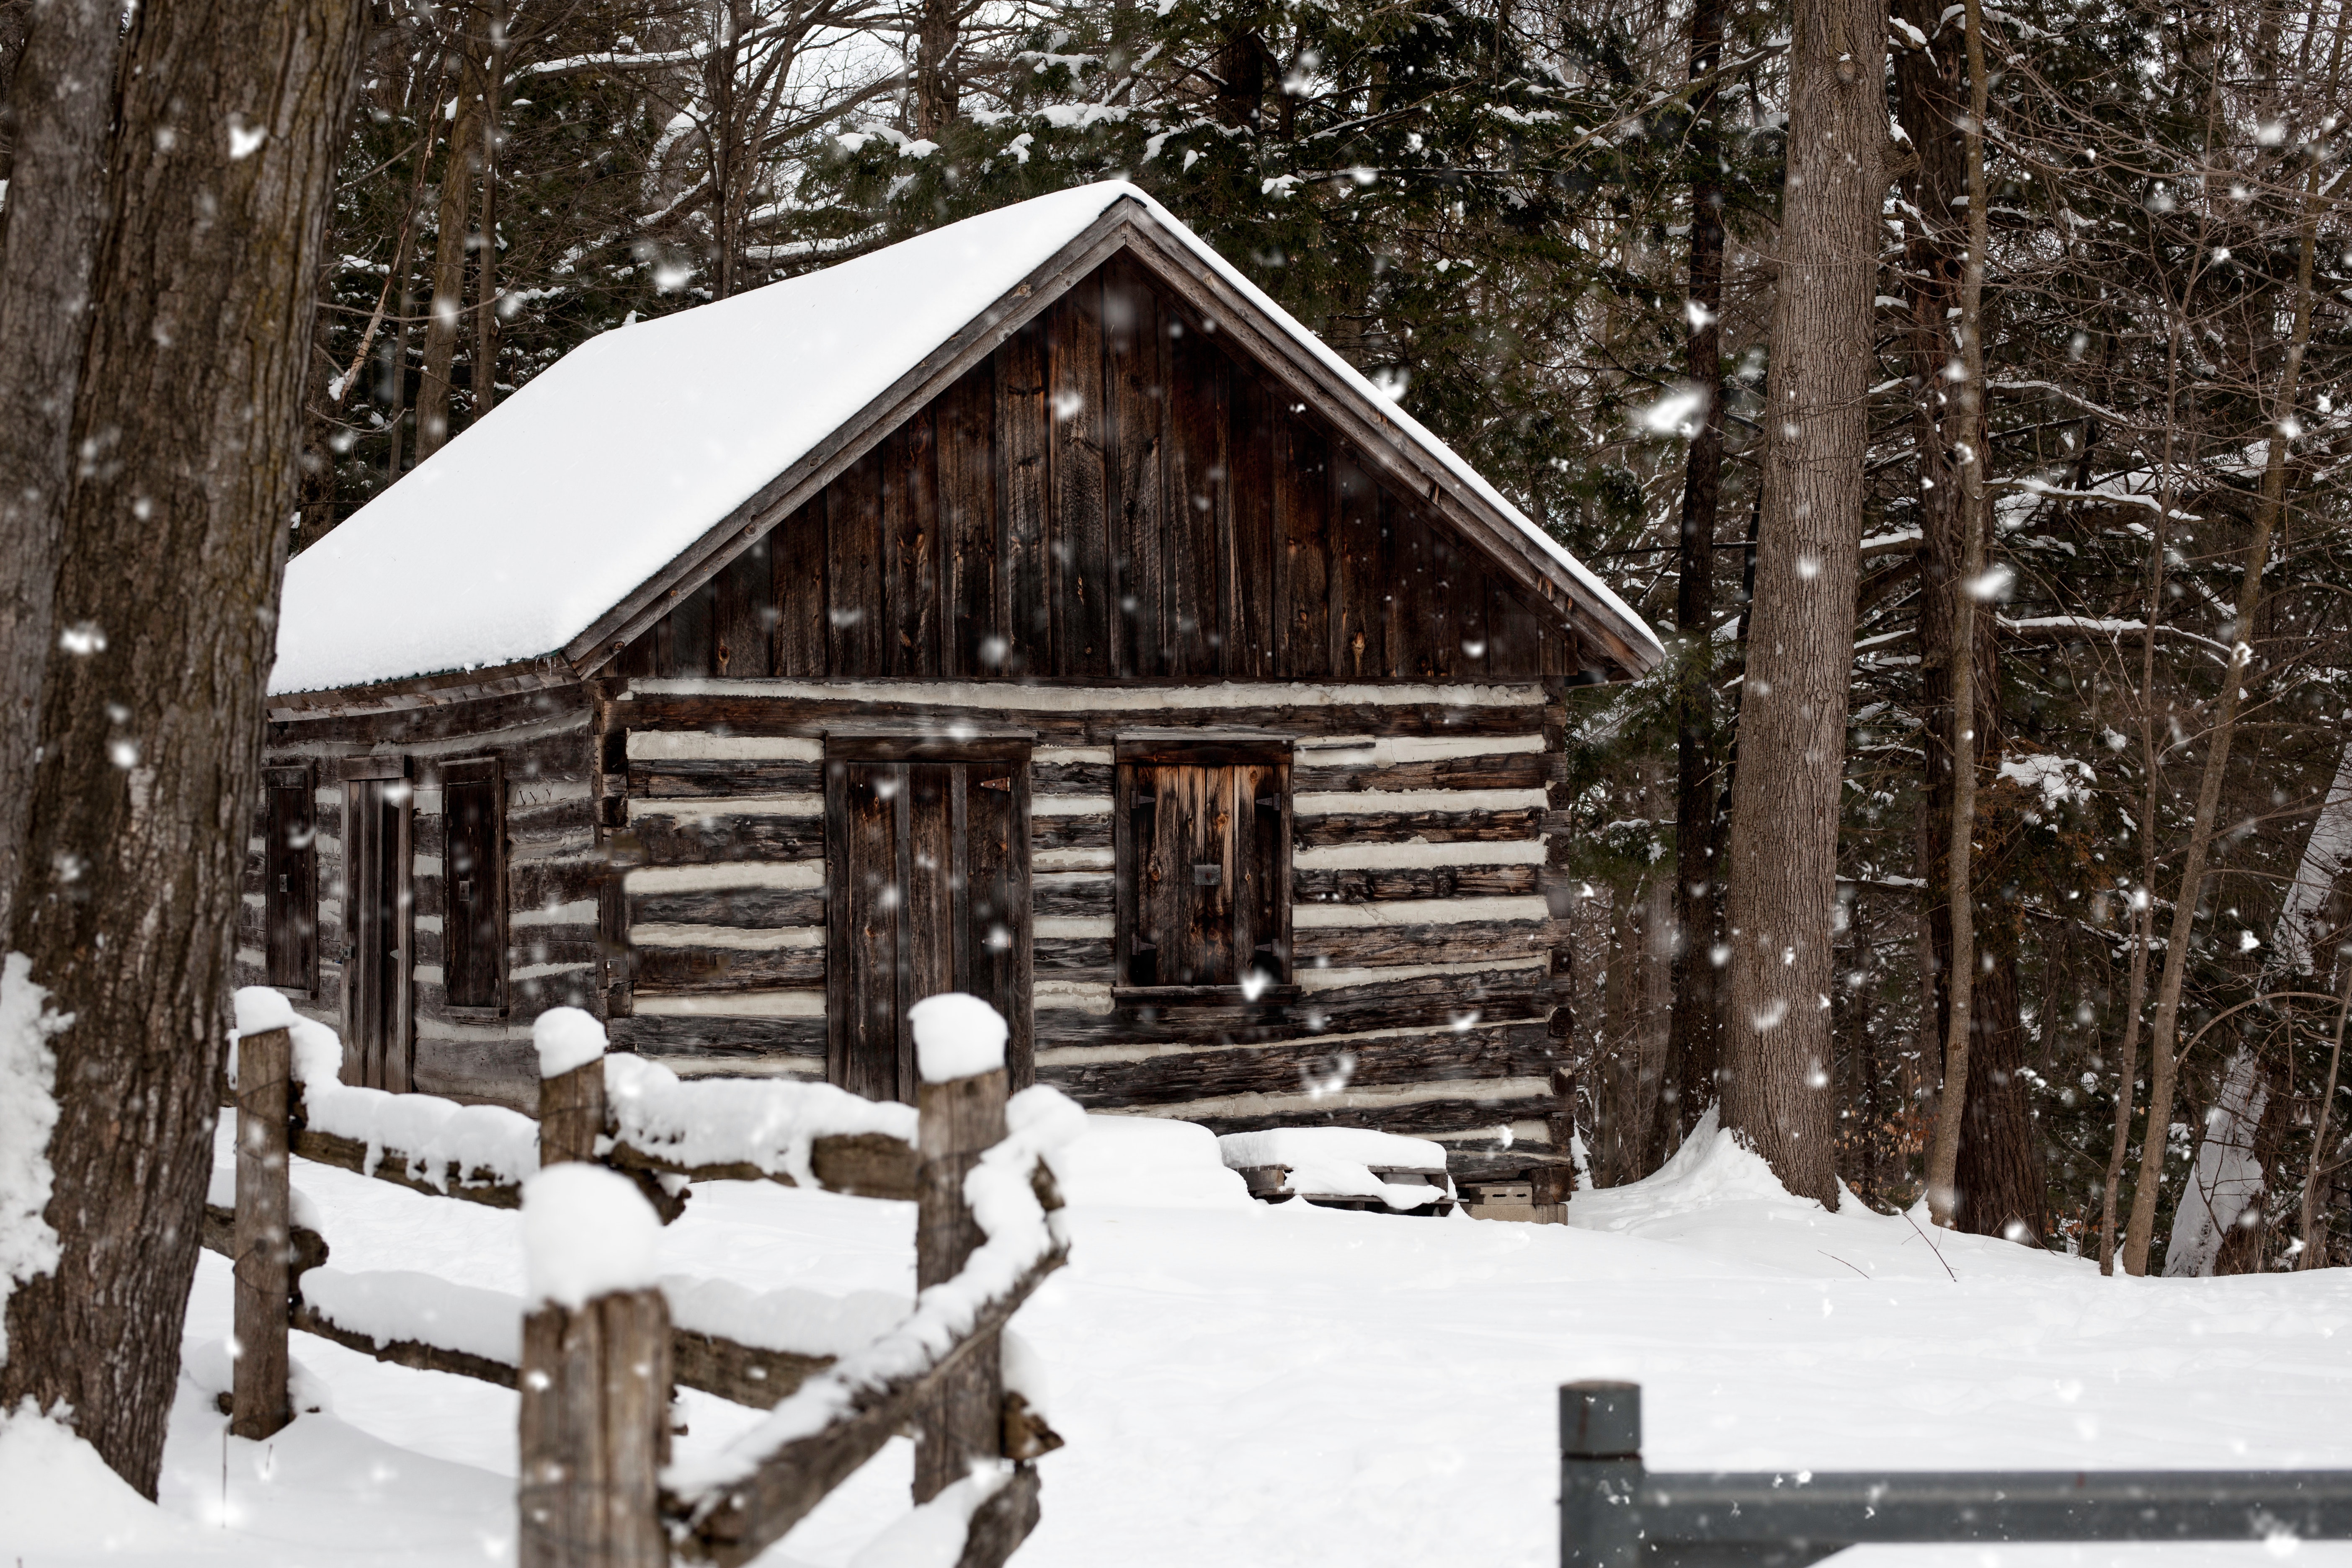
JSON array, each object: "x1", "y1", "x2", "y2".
[
  {"x1": 1114, "y1": 738, "x2": 1291, "y2": 991},
  {"x1": 263, "y1": 765, "x2": 315, "y2": 991},
  {"x1": 442, "y1": 760, "x2": 504, "y2": 1011}
]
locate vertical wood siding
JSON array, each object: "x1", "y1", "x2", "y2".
[{"x1": 614, "y1": 259, "x2": 1584, "y2": 684}]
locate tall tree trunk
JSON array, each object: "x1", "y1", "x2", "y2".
[
  {"x1": 470, "y1": 25, "x2": 502, "y2": 419},
  {"x1": 0, "y1": 0, "x2": 366, "y2": 1496},
  {"x1": 2122, "y1": 145, "x2": 2326, "y2": 1277},
  {"x1": 1718, "y1": 0, "x2": 1888, "y2": 1205},
  {"x1": 1667, "y1": 0, "x2": 1728, "y2": 1148},
  {"x1": 913, "y1": 0, "x2": 960, "y2": 139},
  {"x1": 0, "y1": 0, "x2": 119, "y2": 934},
  {"x1": 1954, "y1": 889, "x2": 2048, "y2": 1238},
  {"x1": 414, "y1": 8, "x2": 485, "y2": 459},
  {"x1": 1921, "y1": 0, "x2": 1993, "y2": 1230}
]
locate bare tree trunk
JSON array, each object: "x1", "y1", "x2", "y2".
[
  {"x1": 1719, "y1": 0, "x2": 1888, "y2": 1206},
  {"x1": 470, "y1": 24, "x2": 502, "y2": 418},
  {"x1": 2122, "y1": 152, "x2": 2326, "y2": 1277},
  {"x1": 913, "y1": 0, "x2": 959, "y2": 139},
  {"x1": 1921, "y1": 0, "x2": 1993, "y2": 1229},
  {"x1": 0, "y1": 0, "x2": 365, "y2": 1495},
  {"x1": 0, "y1": 0, "x2": 118, "y2": 934},
  {"x1": 414, "y1": 6, "x2": 484, "y2": 459},
  {"x1": 1954, "y1": 906, "x2": 2048, "y2": 1239},
  {"x1": 1667, "y1": 0, "x2": 1728, "y2": 1148}
]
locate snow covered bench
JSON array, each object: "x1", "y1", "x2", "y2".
[
  {"x1": 218, "y1": 988, "x2": 1080, "y2": 1568},
  {"x1": 1216, "y1": 1128, "x2": 1457, "y2": 1216}
]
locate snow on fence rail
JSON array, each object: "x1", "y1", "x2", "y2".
[
  {"x1": 208, "y1": 988, "x2": 1075, "y2": 1568},
  {"x1": 1559, "y1": 1381, "x2": 2352, "y2": 1568}
]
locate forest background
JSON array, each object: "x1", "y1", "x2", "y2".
[{"x1": 10, "y1": 0, "x2": 2347, "y2": 1280}]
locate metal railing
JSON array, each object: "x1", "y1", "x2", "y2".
[{"x1": 1560, "y1": 1380, "x2": 2352, "y2": 1568}]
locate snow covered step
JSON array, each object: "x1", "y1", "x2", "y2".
[{"x1": 1216, "y1": 1128, "x2": 1457, "y2": 1215}]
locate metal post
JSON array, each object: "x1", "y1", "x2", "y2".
[{"x1": 1561, "y1": 1381, "x2": 1644, "y2": 1568}]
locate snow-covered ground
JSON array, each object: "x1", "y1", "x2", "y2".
[{"x1": 8, "y1": 1110, "x2": 2352, "y2": 1568}]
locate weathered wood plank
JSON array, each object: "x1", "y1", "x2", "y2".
[
  {"x1": 518, "y1": 1287, "x2": 670, "y2": 1568},
  {"x1": 774, "y1": 495, "x2": 828, "y2": 678},
  {"x1": 1276, "y1": 417, "x2": 1331, "y2": 678},
  {"x1": 1292, "y1": 863, "x2": 1540, "y2": 902},
  {"x1": 1330, "y1": 453, "x2": 1387, "y2": 678},
  {"x1": 1033, "y1": 876, "x2": 1112, "y2": 920},
  {"x1": 997, "y1": 319, "x2": 1050, "y2": 672},
  {"x1": 1041, "y1": 1021, "x2": 1554, "y2": 1106},
  {"x1": 1166, "y1": 312, "x2": 1226, "y2": 677},
  {"x1": 1030, "y1": 815, "x2": 1110, "y2": 852},
  {"x1": 628, "y1": 759, "x2": 824, "y2": 798},
  {"x1": 827, "y1": 452, "x2": 886, "y2": 676},
  {"x1": 914, "y1": 1068, "x2": 1007, "y2": 1501},
  {"x1": 884, "y1": 409, "x2": 942, "y2": 677},
  {"x1": 633, "y1": 815, "x2": 828, "y2": 865},
  {"x1": 937, "y1": 360, "x2": 1000, "y2": 676},
  {"x1": 628, "y1": 887, "x2": 827, "y2": 928},
  {"x1": 1291, "y1": 753, "x2": 1549, "y2": 793},
  {"x1": 1292, "y1": 808, "x2": 1542, "y2": 848},
  {"x1": 1291, "y1": 920, "x2": 1563, "y2": 969},
  {"x1": 1228, "y1": 369, "x2": 1277, "y2": 678},
  {"x1": 1103, "y1": 256, "x2": 1166, "y2": 677},
  {"x1": 1031, "y1": 963, "x2": 1554, "y2": 1046},
  {"x1": 715, "y1": 535, "x2": 774, "y2": 679},
  {"x1": 606, "y1": 1014, "x2": 827, "y2": 1057},
  {"x1": 1049, "y1": 279, "x2": 1112, "y2": 676},
  {"x1": 232, "y1": 1026, "x2": 294, "y2": 1440},
  {"x1": 632, "y1": 946, "x2": 825, "y2": 993}
]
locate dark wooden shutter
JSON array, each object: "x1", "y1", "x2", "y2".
[
  {"x1": 442, "y1": 761, "x2": 503, "y2": 1010},
  {"x1": 1117, "y1": 741, "x2": 1289, "y2": 990},
  {"x1": 263, "y1": 765, "x2": 315, "y2": 990}
]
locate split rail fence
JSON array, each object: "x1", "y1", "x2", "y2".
[
  {"x1": 1560, "y1": 1380, "x2": 2352, "y2": 1568},
  {"x1": 206, "y1": 1002, "x2": 1070, "y2": 1568}
]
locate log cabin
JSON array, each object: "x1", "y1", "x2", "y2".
[{"x1": 241, "y1": 181, "x2": 1662, "y2": 1196}]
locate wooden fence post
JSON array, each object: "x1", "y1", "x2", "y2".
[
  {"x1": 913, "y1": 1062, "x2": 1009, "y2": 1504},
  {"x1": 232, "y1": 1023, "x2": 294, "y2": 1440},
  {"x1": 539, "y1": 1044, "x2": 605, "y2": 1166},
  {"x1": 517, "y1": 1164, "x2": 670, "y2": 1568}
]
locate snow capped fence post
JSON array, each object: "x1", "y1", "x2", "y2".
[
  {"x1": 535, "y1": 1008, "x2": 608, "y2": 1168},
  {"x1": 908, "y1": 994, "x2": 1015, "y2": 1506},
  {"x1": 1558, "y1": 1382, "x2": 1643, "y2": 1568},
  {"x1": 518, "y1": 1164, "x2": 671, "y2": 1568},
  {"x1": 231, "y1": 992, "x2": 297, "y2": 1441}
]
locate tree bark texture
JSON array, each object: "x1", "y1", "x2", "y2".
[
  {"x1": 913, "y1": 0, "x2": 960, "y2": 139},
  {"x1": 415, "y1": 8, "x2": 486, "y2": 459},
  {"x1": 1718, "y1": 0, "x2": 1888, "y2": 1207},
  {"x1": 1667, "y1": 0, "x2": 1728, "y2": 1147},
  {"x1": 0, "y1": 0, "x2": 118, "y2": 934},
  {"x1": 0, "y1": 0, "x2": 366, "y2": 1496}
]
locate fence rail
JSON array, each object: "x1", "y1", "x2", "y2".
[
  {"x1": 1560, "y1": 1380, "x2": 2352, "y2": 1568},
  {"x1": 211, "y1": 998, "x2": 1068, "y2": 1568}
]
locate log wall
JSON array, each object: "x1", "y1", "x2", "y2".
[
  {"x1": 236, "y1": 686, "x2": 602, "y2": 1108},
  {"x1": 598, "y1": 676, "x2": 1578, "y2": 1173}
]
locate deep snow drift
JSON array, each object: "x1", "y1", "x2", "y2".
[{"x1": 8, "y1": 1111, "x2": 2352, "y2": 1568}]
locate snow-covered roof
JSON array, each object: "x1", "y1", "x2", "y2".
[{"x1": 273, "y1": 182, "x2": 1660, "y2": 697}]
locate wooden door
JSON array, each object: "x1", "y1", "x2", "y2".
[
  {"x1": 1117, "y1": 744, "x2": 1290, "y2": 990},
  {"x1": 826, "y1": 745, "x2": 1031, "y2": 1103},
  {"x1": 342, "y1": 773, "x2": 412, "y2": 1091}
]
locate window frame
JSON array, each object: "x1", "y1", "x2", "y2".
[
  {"x1": 438, "y1": 756, "x2": 507, "y2": 1017},
  {"x1": 263, "y1": 762, "x2": 317, "y2": 995},
  {"x1": 1111, "y1": 731, "x2": 1295, "y2": 1002}
]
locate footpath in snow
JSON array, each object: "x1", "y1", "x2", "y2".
[{"x1": 7, "y1": 1110, "x2": 2352, "y2": 1568}]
